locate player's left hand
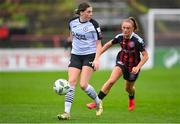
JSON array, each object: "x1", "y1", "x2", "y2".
[{"x1": 131, "y1": 67, "x2": 140, "y2": 74}]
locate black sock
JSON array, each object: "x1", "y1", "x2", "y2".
[
  {"x1": 98, "y1": 91, "x2": 106, "y2": 100},
  {"x1": 129, "y1": 94, "x2": 135, "y2": 100}
]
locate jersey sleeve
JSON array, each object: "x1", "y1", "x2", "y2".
[
  {"x1": 139, "y1": 42, "x2": 145, "y2": 52},
  {"x1": 138, "y1": 39, "x2": 146, "y2": 52},
  {"x1": 68, "y1": 21, "x2": 71, "y2": 31},
  {"x1": 112, "y1": 34, "x2": 123, "y2": 44},
  {"x1": 68, "y1": 16, "x2": 79, "y2": 31},
  {"x1": 68, "y1": 18, "x2": 72, "y2": 31},
  {"x1": 90, "y1": 19, "x2": 102, "y2": 40},
  {"x1": 133, "y1": 33, "x2": 146, "y2": 52}
]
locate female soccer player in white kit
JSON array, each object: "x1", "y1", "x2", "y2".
[{"x1": 57, "y1": 2, "x2": 103, "y2": 120}]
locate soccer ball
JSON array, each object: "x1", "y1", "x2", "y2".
[{"x1": 53, "y1": 79, "x2": 70, "y2": 95}]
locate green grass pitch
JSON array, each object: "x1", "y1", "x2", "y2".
[{"x1": 0, "y1": 67, "x2": 180, "y2": 123}]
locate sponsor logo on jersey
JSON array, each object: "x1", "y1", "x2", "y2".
[
  {"x1": 122, "y1": 42, "x2": 126, "y2": 45},
  {"x1": 72, "y1": 31, "x2": 87, "y2": 40}
]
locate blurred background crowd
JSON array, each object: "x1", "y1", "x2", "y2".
[{"x1": 0, "y1": 0, "x2": 180, "y2": 48}]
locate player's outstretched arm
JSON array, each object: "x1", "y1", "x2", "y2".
[{"x1": 100, "y1": 40, "x2": 113, "y2": 55}]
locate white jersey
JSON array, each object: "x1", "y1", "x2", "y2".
[{"x1": 69, "y1": 17, "x2": 102, "y2": 55}]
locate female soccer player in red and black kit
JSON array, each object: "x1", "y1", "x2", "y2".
[{"x1": 87, "y1": 17, "x2": 149, "y2": 113}]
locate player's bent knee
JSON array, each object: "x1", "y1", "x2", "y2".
[
  {"x1": 125, "y1": 87, "x2": 130, "y2": 92},
  {"x1": 68, "y1": 79, "x2": 77, "y2": 86},
  {"x1": 125, "y1": 87, "x2": 134, "y2": 93}
]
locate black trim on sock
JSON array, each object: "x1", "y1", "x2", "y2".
[
  {"x1": 98, "y1": 91, "x2": 106, "y2": 100},
  {"x1": 129, "y1": 94, "x2": 135, "y2": 100}
]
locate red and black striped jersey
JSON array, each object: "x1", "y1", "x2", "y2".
[{"x1": 112, "y1": 32, "x2": 146, "y2": 71}]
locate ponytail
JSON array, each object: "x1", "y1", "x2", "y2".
[{"x1": 128, "y1": 17, "x2": 138, "y2": 32}]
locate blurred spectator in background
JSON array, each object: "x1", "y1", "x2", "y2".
[
  {"x1": 0, "y1": 26, "x2": 9, "y2": 40},
  {"x1": 0, "y1": 20, "x2": 10, "y2": 47}
]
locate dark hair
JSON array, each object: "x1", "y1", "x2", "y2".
[{"x1": 75, "y1": 2, "x2": 91, "y2": 15}]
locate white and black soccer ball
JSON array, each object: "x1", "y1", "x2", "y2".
[{"x1": 53, "y1": 79, "x2": 70, "y2": 95}]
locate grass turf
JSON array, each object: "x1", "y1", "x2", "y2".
[{"x1": 0, "y1": 67, "x2": 180, "y2": 123}]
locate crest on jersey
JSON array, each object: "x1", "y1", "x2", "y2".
[
  {"x1": 129, "y1": 41, "x2": 135, "y2": 48},
  {"x1": 83, "y1": 26, "x2": 89, "y2": 32}
]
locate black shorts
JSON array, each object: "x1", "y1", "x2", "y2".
[
  {"x1": 116, "y1": 61, "x2": 140, "y2": 82},
  {"x1": 68, "y1": 53, "x2": 95, "y2": 70}
]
